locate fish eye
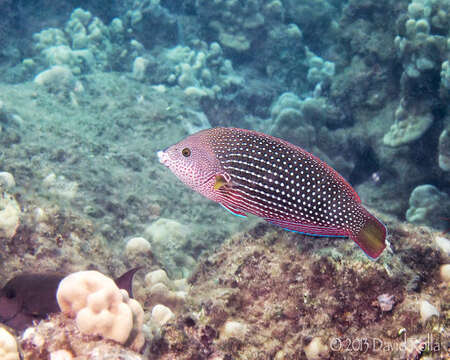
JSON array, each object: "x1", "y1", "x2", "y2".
[
  {"x1": 5, "y1": 289, "x2": 16, "y2": 299},
  {"x1": 182, "y1": 148, "x2": 191, "y2": 157}
]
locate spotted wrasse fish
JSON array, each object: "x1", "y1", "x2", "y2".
[{"x1": 157, "y1": 127, "x2": 387, "y2": 259}]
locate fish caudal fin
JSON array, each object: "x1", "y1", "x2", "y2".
[{"x1": 350, "y1": 212, "x2": 387, "y2": 260}]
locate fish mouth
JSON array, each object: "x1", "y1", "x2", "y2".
[{"x1": 157, "y1": 150, "x2": 169, "y2": 166}]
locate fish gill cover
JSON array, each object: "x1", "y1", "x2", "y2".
[{"x1": 0, "y1": 0, "x2": 448, "y2": 359}]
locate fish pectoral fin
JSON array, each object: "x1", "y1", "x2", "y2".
[
  {"x1": 214, "y1": 174, "x2": 231, "y2": 190},
  {"x1": 221, "y1": 203, "x2": 247, "y2": 218}
]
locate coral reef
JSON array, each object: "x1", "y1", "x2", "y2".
[
  {"x1": 144, "y1": 218, "x2": 196, "y2": 278},
  {"x1": 34, "y1": 65, "x2": 83, "y2": 96},
  {"x1": 268, "y1": 92, "x2": 316, "y2": 149},
  {"x1": 419, "y1": 299, "x2": 439, "y2": 323},
  {"x1": 383, "y1": 99, "x2": 434, "y2": 147},
  {"x1": 0, "y1": 0, "x2": 449, "y2": 358},
  {"x1": 31, "y1": 8, "x2": 142, "y2": 76},
  {"x1": 0, "y1": 192, "x2": 20, "y2": 239},
  {"x1": 142, "y1": 268, "x2": 189, "y2": 344},
  {"x1": 20, "y1": 314, "x2": 145, "y2": 360},
  {"x1": 1, "y1": 188, "x2": 448, "y2": 360},
  {"x1": 144, "y1": 217, "x2": 448, "y2": 359},
  {"x1": 160, "y1": 43, "x2": 243, "y2": 100},
  {"x1": 0, "y1": 171, "x2": 15, "y2": 189},
  {"x1": 195, "y1": 0, "x2": 265, "y2": 54},
  {"x1": 384, "y1": 0, "x2": 449, "y2": 149},
  {"x1": 150, "y1": 304, "x2": 174, "y2": 328},
  {"x1": 441, "y1": 58, "x2": 450, "y2": 96},
  {"x1": 57, "y1": 270, "x2": 145, "y2": 351},
  {"x1": 124, "y1": 0, "x2": 178, "y2": 49},
  {"x1": 305, "y1": 48, "x2": 336, "y2": 87},
  {"x1": 0, "y1": 100, "x2": 23, "y2": 147},
  {"x1": 125, "y1": 236, "x2": 154, "y2": 268},
  {"x1": 283, "y1": 0, "x2": 340, "y2": 51},
  {"x1": 441, "y1": 264, "x2": 450, "y2": 282},
  {"x1": 267, "y1": 92, "x2": 342, "y2": 153},
  {"x1": 142, "y1": 268, "x2": 187, "y2": 314},
  {"x1": 0, "y1": 326, "x2": 20, "y2": 360},
  {"x1": 396, "y1": 0, "x2": 449, "y2": 82},
  {"x1": 194, "y1": 0, "x2": 336, "y2": 93},
  {"x1": 438, "y1": 125, "x2": 450, "y2": 171},
  {"x1": 322, "y1": 0, "x2": 449, "y2": 220},
  {"x1": 303, "y1": 337, "x2": 330, "y2": 360},
  {"x1": 406, "y1": 184, "x2": 450, "y2": 230},
  {"x1": 260, "y1": 22, "x2": 307, "y2": 87}
]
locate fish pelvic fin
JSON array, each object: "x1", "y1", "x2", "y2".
[
  {"x1": 350, "y1": 212, "x2": 387, "y2": 260},
  {"x1": 221, "y1": 203, "x2": 247, "y2": 218}
]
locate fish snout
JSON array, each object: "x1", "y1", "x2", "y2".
[{"x1": 157, "y1": 150, "x2": 170, "y2": 166}]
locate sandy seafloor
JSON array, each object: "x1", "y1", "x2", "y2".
[{"x1": 0, "y1": 0, "x2": 449, "y2": 359}]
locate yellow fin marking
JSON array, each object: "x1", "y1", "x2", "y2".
[{"x1": 214, "y1": 175, "x2": 228, "y2": 190}]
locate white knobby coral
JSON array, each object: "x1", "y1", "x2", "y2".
[
  {"x1": 150, "y1": 304, "x2": 174, "y2": 327},
  {"x1": 56, "y1": 270, "x2": 144, "y2": 351},
  {"x1": 50, "y1": 349, "x2": 74, "y2": 360},
  {"x1": 440, "y1": 264, "x2": 450, "y2": 283},
  {"x1": 406, "y1": 184, "x2": 450, "y2": 229},
  {"x1": 220, "y1": 320, "x2": 248, "y2": 340},
  {"x1": 145, "y1": 269, "x2": 171, "y2": 288},
  {"x1": 34, "y1": 65, "x2": 79, "y2": 93},
  {"x1": 145, "y1": 218, "x2": 196, "y2": 277},
  {"x1": 419, "y1": 299, "x2": 439, "y2": 323},
  {"x1": 125, "y1": 236, "x2": 153, "y2": 267},
  {"x1": 163, "y1": 43, "x2": 242, "y2": 100},
  {"x1": 383, "y1": 100, "x2": 434, "y2": 147},
  {"x1": 132, "y1": 57, "x2": 149, "y2": 81},
  {"x1": 304, "y1": 337, "x2": 329, "y2": 360},
  {"x1": 0, "y1": 172, "x2": 15, "y2": 189},
  {"x1": 0, "y1": 192, "x2": 20, "y2": 239},
  {"x1": 438, "y1": 128, "x2": 450, "y2": 171},
  {"x1": 0, "y1": 327, "x2": 20, "y2": 360}
]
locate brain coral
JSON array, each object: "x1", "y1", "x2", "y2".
[
  {"x1": 56, "y1": 270, "x2": 144, "y2": 351},
  {"x1": 0, "y1": 327, "x2": 20, "y2": 360}
]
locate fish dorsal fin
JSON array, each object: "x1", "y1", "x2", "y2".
[
  {"x1": 221, "y1": 203, "x2": 247, "y2": 218},
  {"x1": 114, "y1": 267, "x2": 142, "y2": 298}
]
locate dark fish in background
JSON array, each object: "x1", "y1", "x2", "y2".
[
  {"x1": 158, "y1": 127, "x2": 387, "y2": 259},
  {"x1": 0, "y1": 273, "x2": 62, "y2": 332},
  {"x1": 0, "y1": 268, "x2": 141, "y2": 331}
]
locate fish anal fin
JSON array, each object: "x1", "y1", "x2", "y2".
[
  {"x1": 350, "y1": 214, "x2": 386, "y2": 260},
  {"x1": 221, "y1": 203, "x2": 247, "y2": 218},
  {"x1": 265, "y1": 218, "x2": 348, "y2": 237}
]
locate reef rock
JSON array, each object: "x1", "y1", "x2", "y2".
[
  {"x1": 0, "y1": 192, "x2": 20, "y2": 239},
  {"x1": 57, "y1": 270, "x2": 145, "y2": 352},
  {"x1": 383, "y1": 100, "x2": 434, "y2": 147},
  {"x1": 438, "y1": 126, "x2": 450, "y2": 171},
  {"x1": 406, "y1": 184, "x2": 450, "y2": 230}
]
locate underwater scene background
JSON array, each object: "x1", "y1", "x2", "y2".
[{"x1": 0, "y1": 0, "x2": 448, "y2": 359}]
